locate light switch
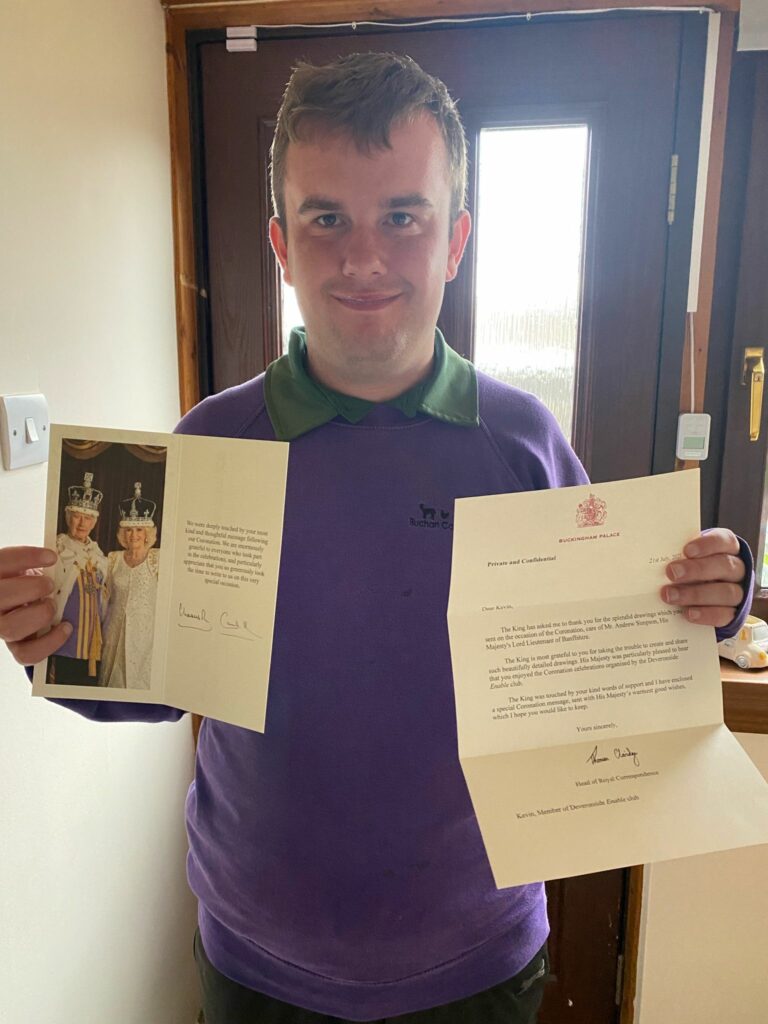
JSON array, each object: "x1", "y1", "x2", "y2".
[
  {"x1": 25, "y1": 417, "x2": 40, "y2": 444},
  {"x1": 0, "y1": 394, "x2": 50, "y2": 470}
]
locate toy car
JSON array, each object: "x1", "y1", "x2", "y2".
[{"x1": 718, "y1": 615, "x2": 768, "y2": 670}]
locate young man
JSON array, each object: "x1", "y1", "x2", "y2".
[{"x1": 0, "y1": 53, "x2": 751, "y2": 1024}]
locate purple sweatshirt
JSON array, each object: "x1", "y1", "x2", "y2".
[{"x1": 43, "y1": 371, "x2": 754, "y2": 1020}]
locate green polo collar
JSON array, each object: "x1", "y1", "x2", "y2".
[{"x1": 264, "y1": 327, "x2": 478, "y2": 441}]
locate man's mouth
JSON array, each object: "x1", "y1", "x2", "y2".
[{"x1": 331, "y1": 293, "x2": 401, "y2": 312}]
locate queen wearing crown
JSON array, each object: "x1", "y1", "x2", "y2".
[
  {"x1": 99, "y1": 482, "x2": 160, "y2": 690},
  {"x1": 49, "y1": 472, "x2": 109, "y2": 685}
]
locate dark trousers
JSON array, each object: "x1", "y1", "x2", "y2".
[{"x1": 194, "y1": 929, "x2": 548, "y2": 1024}]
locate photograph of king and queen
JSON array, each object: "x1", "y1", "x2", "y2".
[{"x1": 46, "y1": 439, "x2": 167, "y2": 690}]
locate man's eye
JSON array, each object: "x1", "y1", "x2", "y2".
[
  {"x1": 316, "y1": 214, "x2": 340, "y2": 228},
  {"x1": 389, "y1": 212, "x2": 414, "y2": 227}
]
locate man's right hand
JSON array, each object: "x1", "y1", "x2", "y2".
[{"x1": 0, "y1": 546, "x2": 72, "y2": 666}]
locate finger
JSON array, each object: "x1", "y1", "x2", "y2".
[
  {"x1": 7, "y1": 621, "x2": 73, "y2": 666},
  {"x1": 662, "y1": 582, "x2": 744, "y2": 607},
  {"x1": 0, "y1": 598, "x2": 57, "y2": 643},
  {"x1": 0, "y1": 573, "x2": 54, "y2": 615},
  {"x1": 681, "y1": 606, "x2": 738, "y2": 628},
  {"x1": 0, "y1": 546, "x2": 57, "y2": 579},
  {"x1": 666, "y1": 552, "x2": 746, "y2": 585},
  {"x1": 682, "y1": 529, "x2": 740, "y2": 559}
]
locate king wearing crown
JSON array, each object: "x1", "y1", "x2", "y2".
[{"x1": 48, "y1": 472, "x2": 110, "y2": 685}]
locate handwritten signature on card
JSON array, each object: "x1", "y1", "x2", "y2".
[
  {"x1": 177, "y1": 603, "x2": 261, "y2": 642},
  {"x1": 218, "y1": 611, "x2": 261, "y2": 642}
]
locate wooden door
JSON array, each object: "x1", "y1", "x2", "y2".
[
  {"x1": 188, "y1": 13, "x2": 708, "y2": 1021},
  {"x1": 716, "y1": 56, "x2": 768, "y2": 620}
]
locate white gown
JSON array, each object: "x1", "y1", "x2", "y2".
[{"x1": 100, "y1": 548, "x2": 160, "y2": 689}]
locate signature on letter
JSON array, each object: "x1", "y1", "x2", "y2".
[
  {"x1": 586, "y1": 744, "x2": 641, "y2": 768},
  {"x1": 614, "y1": 746, "x2": 641, "y2": 767},
  {"x1": 586, "y1": 745, "x2": 610, "y2": 766},
  {"x1": 177, "y1": 603, "x2": 212, "y2": 632},
  {"x1": 219, "y1": 611, "x2": 261, "y2": 642}
]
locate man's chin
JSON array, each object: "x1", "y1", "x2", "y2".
[
  {"x1": 327, "y1": 322, "x2": 412, "y2": 361},
  {"x1": 304, "y1": 318, "x2": 435, "y2": 384}
]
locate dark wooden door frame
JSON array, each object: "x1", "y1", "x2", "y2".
[{"x1": 162, "y1": 0, "x2": 739, "y2": 25}]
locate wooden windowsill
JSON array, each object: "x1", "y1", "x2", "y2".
[{"x1": 721, "y1": 658, "x2": 768, "y2": 735}]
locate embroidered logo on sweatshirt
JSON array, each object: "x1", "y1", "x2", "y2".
[{"x1": 409, "y1": 503, "x2": 453, "y2": 530}]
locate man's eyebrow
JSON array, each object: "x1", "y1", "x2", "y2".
[
  {"x1": 297, "y1": 196, "x2": 344, "y2": 215},
  {"x1": 384, "y1": 194, "x2": 433, "y2": 210},
  {"x1": 296, "y1": 194, "x2": 434, "y2": 215}
]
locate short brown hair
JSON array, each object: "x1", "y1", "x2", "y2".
[{"x1": 270, "y1": 52, "x2": 467, "y2": 227}]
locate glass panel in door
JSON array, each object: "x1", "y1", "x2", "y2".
[{"x1": 473, "y1": 124, "x2": 589, "y2": 440}]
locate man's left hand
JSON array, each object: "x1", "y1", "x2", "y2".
[{"x1": 663, "y1": 529, "x2": 746, "y2": 627}]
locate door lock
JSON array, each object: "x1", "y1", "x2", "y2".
[{"x1": 741, "y1": 347, "x2": 765, "y2": 442}]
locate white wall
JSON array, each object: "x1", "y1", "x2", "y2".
[
  {"x1": 636, "y1": 731, "x2": 768, "y2": 1024},
  {"x1": 0, "y1": 2, "x2": 199, "y2": 1022}
]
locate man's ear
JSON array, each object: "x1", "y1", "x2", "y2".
[
  {"x1": 445, "y1": 209, "x2": 472, "y2": 283},
  {"x1": 269, "y1": 216, "x2": 292, "y2": 286}
]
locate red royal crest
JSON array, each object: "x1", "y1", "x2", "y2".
[{"x1": 576, "y1": 493, "x2": 607, "y2": 528}]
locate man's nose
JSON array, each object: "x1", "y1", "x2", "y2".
[{"x1": 340, "y1": 228, "x2": 386, "y2": 278}]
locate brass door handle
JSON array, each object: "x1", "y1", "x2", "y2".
[{"x1": 742, "y1": 347, "x2": 765, "y2": 442}]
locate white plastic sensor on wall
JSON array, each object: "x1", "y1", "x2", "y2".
[{"x1": 676, "y1": 412, "x2": 712, "y2": 461}]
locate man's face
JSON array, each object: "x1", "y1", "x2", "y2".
[
  {"x1": 269, "y1": 112, "x2": 471, "y2": 396},
  {"x1": 68, "y1": 512, "x2": 96, "y2": 542}
]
